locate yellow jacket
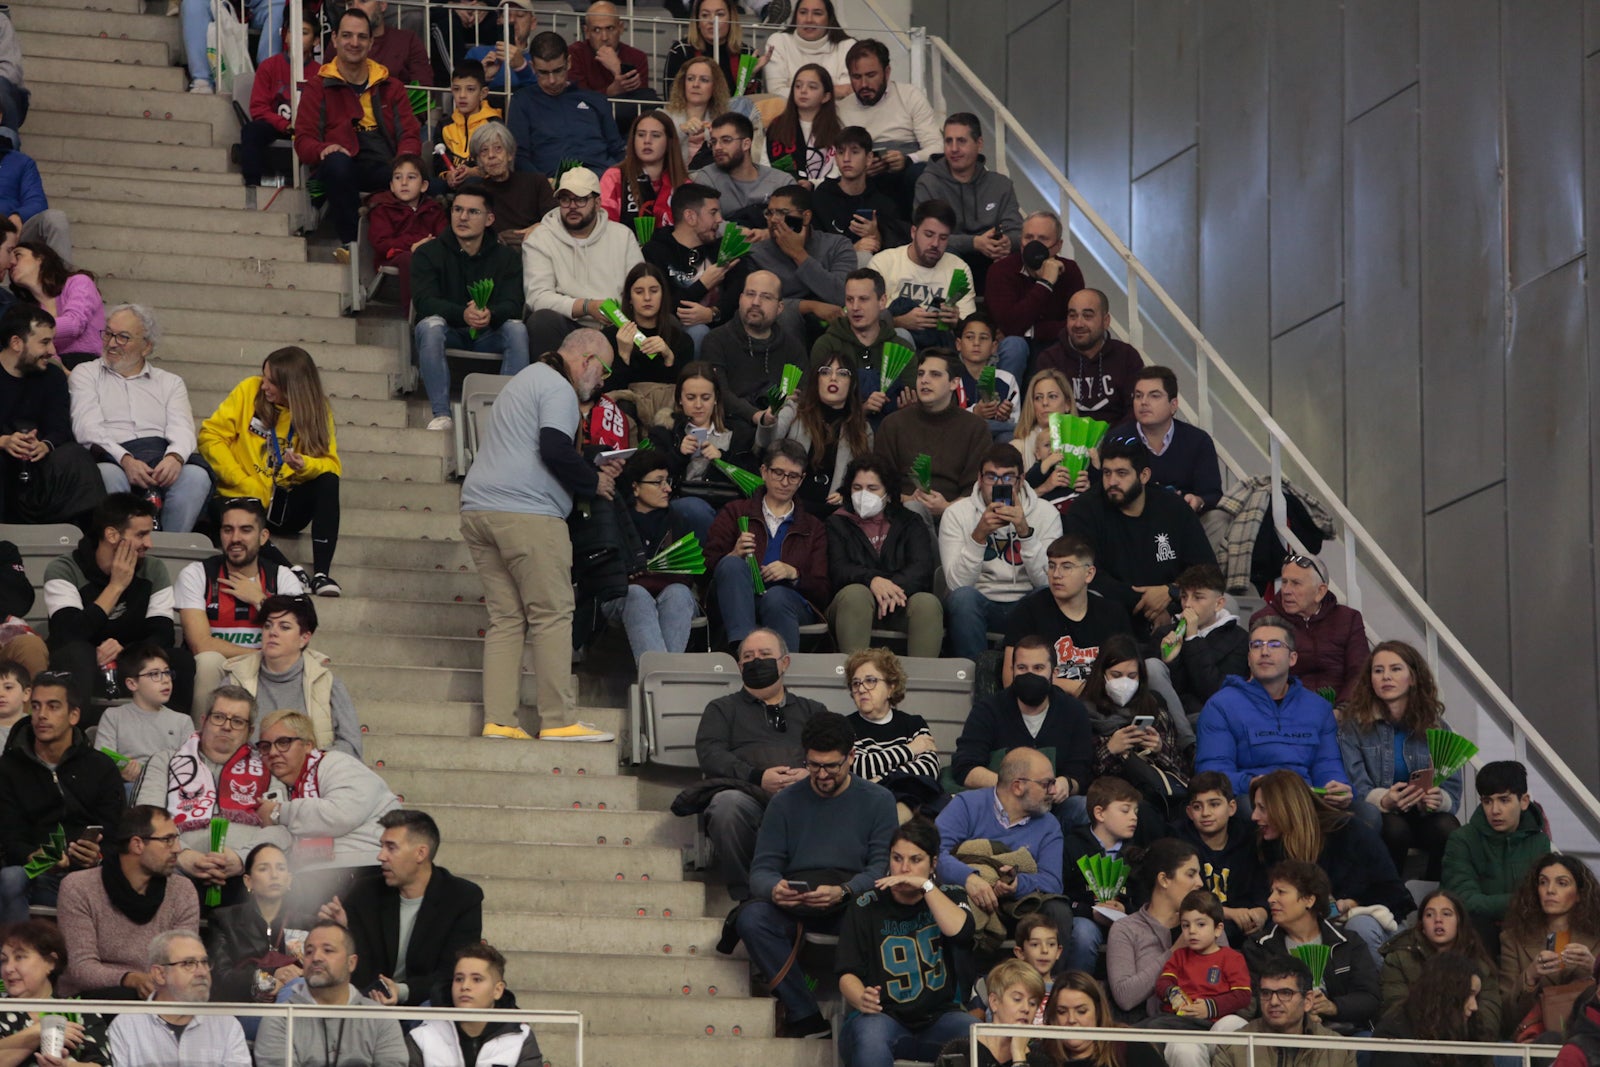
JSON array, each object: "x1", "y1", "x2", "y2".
[
  {"x1": 198, "y1": 376, "x2": 341, "y2": 501},
  {"x1": 440, "y1": 101, "x2": 502, "y2": 166}
]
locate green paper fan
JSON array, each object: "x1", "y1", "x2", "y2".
[
  {"x1": 205, "y1": 818, "x2": 230, "y2": 907},
  {"x1": 767, "y1": 364, "x2": 802, "y2": 411},
  {"x1": 946, "y1": 268, "x2": 970, "y2": 306},
  {"x1": 406, "y1": 83, "x2": 432, "y2": 119},
  {"x1": 98, "y1": 746, "x2": 130, "y2": 769},
  {"x1": 647, "y1": 533, "x2": 706, "y2": 575},
  {"x1": 977, "y1": 365, "x2": 996, "y2": 400},
  {"x1": 880, "y1": 342, "x2": 915, "y2": 386},
  {"x1": 1426, "y1": 729, "x2": 1479, "y2": 780},
  {"x1": 910, "y1": 453, "x2": 933, "y2": 493},
  {"x1": 556, "y1": 157, "x2": 585, "y2": 181},
  {"x1": 1316, "y1": 686, "x2": 1338, "y2": 705},
  {"x1": 717, "y1": 225, "x2": 751, "y2": 266},
  {"x1": 1291, "y1": 943, "x2": 1332, "y2": 988},
  {"x1": 636, "y1": 436, "x2": 655, "y2": 451},
  {"x1": 598, "y1": 298, "x2": 648, "y2": 353},
  {"x1": 715, "y1": 459, "x2": 765, "y2": 497},
  {"x1": 737, "y1": 516, "x2": 766, "y2": 594},
  {"x1": 466, "y1": 278, "x2": 495, "y2": 339},
  {"x1": 770, "y1": 152, "x2": 798, "y2": 175},
  {"x1": 633, "y1": 215, "x2": 657, "y2": 246},
  {"x1": 733, "y1": 51, "x2": 759, "y2": 95}
]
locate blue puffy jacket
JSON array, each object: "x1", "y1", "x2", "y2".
[
  {"x1": 0, "y1": 146, "x2": 47, "y2": 221},
  {"x1": 1194, "y1": 674, "x2": 1347, "y2": 795}
]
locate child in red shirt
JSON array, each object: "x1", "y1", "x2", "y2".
[
  {"x1": 365, "y1": 155, "x2": 447, "y2": 308},
  {"x1": 1155, "y1": 890, "x2": 1252, "y2": 1025}
]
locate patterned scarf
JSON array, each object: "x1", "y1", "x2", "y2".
[
  {"x1": 166, "y1": 733, "x2": 270, "y2": 831},
  {"x1": 289, "y1": 748, "x2": 334, "y2": 862}
]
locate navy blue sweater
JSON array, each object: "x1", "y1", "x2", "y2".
[{"x1": 1107, "y1": 419, "x2": 1224, "y2": 508}]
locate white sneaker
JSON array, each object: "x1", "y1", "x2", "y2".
[
  {"x1": 189, "y1": 79, "x2": 214, "y2": 94},
  {"x1": 427, "y1": 415, "x2": 454, "y2": 431}
]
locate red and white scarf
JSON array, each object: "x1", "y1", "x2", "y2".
[
  {"x1": 166, "y1": 733, "x2": 271, "y2": 831},
  {"x1": 289, "y1": 748, "x2": 334, "y2": 862}
]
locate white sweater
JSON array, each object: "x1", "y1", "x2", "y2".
[
  {"x1": 763, "y1": 31, "x2": 856, "y2": 96},
  {"x1": 836, "y1": 80, "x2": 943, "y2": 164},
  {"x1": 521, "y1": 207, "x2": 644, "y2": 323},
  {"x1": 867, "y1": 245, "x2": 979, "y2": 317},
  {"x1": 938, "y1": 477, "x2": 1062, "y2": 602}
]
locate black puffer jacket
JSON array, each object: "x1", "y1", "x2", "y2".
[
  {"x1": 825, "y1": 502, "x2": 935, "y2": 597},
  {"x1": 0, "y1": 718, "x2": 125, "y2": 866}
]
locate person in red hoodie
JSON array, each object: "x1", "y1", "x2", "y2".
[
  {"x1": 240, "y1": 15, "x2": 319, "y2": 189},
  {"x1": 365, "y1": 156, "x2": 446, "y2": 308},
  {"x1": 294, "y1": 8, "x2": 422, "y2": 252}
]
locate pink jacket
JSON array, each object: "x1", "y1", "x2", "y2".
[{"x1": 52, "y1": 274, "x2": 107, "y2": 357}]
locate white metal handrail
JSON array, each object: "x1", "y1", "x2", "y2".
[{"x1": 848, "y1": 0, "x2": 1600, "y2": 846}]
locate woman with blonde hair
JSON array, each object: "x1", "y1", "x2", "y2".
[
  {"x1": 601, "y1": 110, "x2": 690, "y2": 227},
  {"x1": 199, "y1": 346, "x2": 343, "y2": 595},
  {"x1": 664, "y1": 55, "x2": 766, "y2": 170},
  {"x1": 1012, "y1": 368, "x2": 1087, "y2": 508},
  {"x1": 664, "y1": 0, "x2": 760, "y2": 97}
]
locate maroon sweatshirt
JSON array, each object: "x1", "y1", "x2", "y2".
[
  {"x1": 1035, "y1": 329, "x2": 1144, "y2": 428},
  {"x1": 984, "y1": 251, "x2": 1085, "y2": 344},
  {"x1": 1252, "y1": 590, "x2": 1369, "y2": 704}
]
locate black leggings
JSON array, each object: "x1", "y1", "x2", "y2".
[
  {"x1": 267, "y1": 473, "x2": 341, "y2": 575},
  {"x1": 1380, "y1": 808, "x2": 1461, "y2": 880}
]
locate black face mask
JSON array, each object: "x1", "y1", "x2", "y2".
[
  {"x1": 741, "y1": 656, "x2": 782, "y2": 691},
  {"x1": 1021, "y1": 240, "x2": 1050, "y2": 272},
  {"x1": 1012, "y1": 671, "x2": 1052, "y2": 707}
]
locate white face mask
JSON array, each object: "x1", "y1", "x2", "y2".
[
  {"x1": 1104, "y1": 676, "x2": 1140, "y2": 708},
  {"x1": 852, "y1": 489, "x2": 886, "y2": 519}
]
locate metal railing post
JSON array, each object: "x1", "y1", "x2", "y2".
[
  {"x1": 288, "y1": 0, "x2": 303, "y2": 178},
  {"x1": 1343, "y1": 533, "x2": 1361, "y2": 611},
  {"x1": 992, "y1": 104, "x2": 1007, "y2": 175},
  {"x1": 1196, "y1": 337, "x2": 1212, "y2": 432},
  {"x1": 1269, "y1": 437, "x2": 1287, "y2": 542},
  {"x1": 910, "y1": 25, "x2": 927, "y2": 98},
  {"x1": 1057, "y1": 179, "x2": 1076, "y2": 259},
  {"x1": 1125, "y1": 262, "x2": 1144, "y2": 352}
]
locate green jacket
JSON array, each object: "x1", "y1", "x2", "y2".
[
  {"x1": 809, "y1": 312, "x2": 899, "y2": 378},
  {"x1": 1378, "y1": 925, "x2": 1502, "y2": 1040},
  {"x1": 411, "y1": 229, "x2": 526, "y2": 329},
  {"x1": 1440, "y1": 801, "x2": 1550, "y2": 921}
]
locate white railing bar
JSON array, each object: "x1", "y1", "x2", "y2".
[
  {"x1": 0, "y1": 998, "x2": 583, "y2": 1027},
  {"x1": 970, "y1": 1023, "x2": 1561, "y2": 1059}
]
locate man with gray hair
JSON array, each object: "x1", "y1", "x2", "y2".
[
  {"x1": 68, "y1": 304, "x2": 212, "y2": 532},
  {"x1": 106, "y1": 929, "x2": 251, "y2": 1066},
  {"x1": 468, "y1": 120, "x2": 556, "y2": 246},
  {"x1": 985, "y1": 208, "x2": 1085, "y2": 374}
]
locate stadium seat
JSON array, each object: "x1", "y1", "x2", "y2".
[
  {"x1": 632, "y1": 650, "x2": 740, "y2": 767},
  {"x1": 455, "y1": 371, "x2": 512, "y2": 477}
]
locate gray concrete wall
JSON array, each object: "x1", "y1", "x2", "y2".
[{"x1": 911, "y1": 0, "x2": 1600, "y2": 775}]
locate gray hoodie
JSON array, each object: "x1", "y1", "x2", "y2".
[
  {"x1": 913, "y1": 155, "x2": 1023, "y2": 257},
  {"x1": 254, "y1": 983, "x2": 408, "y2": 1067},
  {"x1": 744, "y1": 227, "x2": 857, "y2": 306}
]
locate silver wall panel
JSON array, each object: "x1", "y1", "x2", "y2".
[
  {"x1": 1417, "y1": 0, "x2": 1505, "y2": 512},
  {"x1": 1197, "y1": 0, "x2": 1271, "y2": 397},
  {"x1": 947, "y1": 2, "x2": 1007, "y2": 99},
  {"x1": 1344, "y1": 88, "x2": 1424, "y2": 586},
  {"x1": 1503, "y1": 0, "x2": 1585, "y2": 287},
  {"x1": 1269, "y1": 0, "x2": 1344, "y2": 337},
  {"x1": 1006, "y1": 2, "x2": 1070, "y2": 170},
  {"x1": 1423, "y1": 484, "x2": 1510, "y2": 687},
  {"x1": 1270, "y1": 308, "x2": 1346, "y2": 498},
  {"x1": 1131, "y1": 0, "x2": 1198, "y2": 180},
  {"x1": 1011, "y1": 0, "x2": 1058, "y2": 31},
  {"x1": 1503, "y1": 261, "x2": 1598, "y2": 779},
  {"x1": 1343, "y1": 0, "x2": 1418, "y2": 121},
  {"x1": 1590, "y1": 0, "x2": 1600, "y2": 56},
  {"x1": 1067, "y1": 0, "x2": 1133, "y2": 289},
  {"x1": 910, "y1": 0, "x2": 949, "y2": 42},
  {"x1": 1589, "y1": 52, "x2": 1600, "y2": 705},
  {"x1": 1131, "y1": 145, "x2": 1199, "y2": 348}
]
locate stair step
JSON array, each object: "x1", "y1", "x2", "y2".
[
  {"x1": 154, "y1": 357, "x2": 388, "y2": 399},
  {"x1": 377, "y1": 767, "x2": 642, "y2": 809},
  {"x1": 270, "y1": 533, "x2": 471, "y2": 568},
  {"x1": 483, "y1": 911, "x2": 723, "y2": 956},
  {"x1": 26, "y1": 133, "x2": 232, "y2": 175},
  {"x1": 315, "y1": 597, "x2": 484, "y2": 636},
  {"x1": 9, "y1": 6, "x2": 182, "y2": 49},
  {"x1": 38, "y1": 158, "x2": 249, "y2": 187},
  {"x1": 27, "y1": 108, "x2": 216, "y2": 148},
  {"x1": 428, "y1": 804, "x2": 693, "y2": 849},
  {"x1": 445, "y1": 841, "x2": 682, "y2": 882},
  {"x1": 11, "y1": 29, "x2": 170, "y2": 65},
  {"x1": 158, "y1": 336, "x2": 399, "y2": 372},
  {"x1": 190, "y1": 389, "x2": 405, "y2": 427},
  {"x1": 101, "y1": 278, "x2": 344, "y2": 319},
  {"x1": 333, "y1": 425, "x2": 453, "y2": 458},
  {"x1": 317, "y1": 631, "x2": 487, "y2": 670},
  {"x1": 300, "y1": 562, "x2": 479, "y2": 600},
  {"x1": 73, "y1": 222, "x2": 309, "y2": 262},
  {"x1": 521, "y1": 990, "x2": 777, "y2": 1038},
  {"x1": 539, "y1": 1035, "x2": 833, "y2": 1067},
  {"x1": 26, "y1": 79, "x2": 238, "y2": 131},
  {"x1": 477, "y1": 876, "x2": 703, "y2": 917},
  {"x1": 365, "y1": 733, "x2": 620, "y2": 775},
  {"x1": 77, "y1": 248, "x2": 349, "y2": 296},
  {"x1": 51, "y1": 173, "x2": 264, "y2": 213},
  {"x1": 53, "y1": 197, "x2": 291, "y2": 238},
  {"x1": 499, "y1": 950, "x2": 749, "y2": 998},
  {"x1": 340, "y1": 478, "x2": 460, "y2": 511},
  {"x1": 316, "y1": 449, "x2": 451, "y2": 482},
  {"x1": 25, "y1": 0, "x2": 147, "y2": 15}
]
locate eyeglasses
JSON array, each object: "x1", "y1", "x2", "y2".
[
  {"x1": 980, "y1": 472, "x2": 1016, "y2": 484},
  {"x1": 159, "y1": 957, "x2": 212, "y2": 971},
  {"x1": 1284, "y1": 552, "x2": 1328, "y2": 583},
  {"x1": 100, "y1": 329, "x2": 141, "y2": 347},
  {"x1": 451, "y1": 205, "x2": 487, "y2": 217},
  {"x1": 140, "y1": 833, "x2": 182, "y2": 846},
  {"x1": 804, "y1": 757, "x2": 848, "y2": 774},
  {"x1": 556, "y1": 193, "x2": 595, "y2": 206},
  {"x1": 848, "y1": 676, "x2": 882, "y2": 693},
  {"x1": 1248, "y1": 639, "x2": 1289, "y2": 651},
  {"x1": 638, "y1": 477, "x2": 673, "y2": 489},
  {"x1": 584, "y1": 352, "x2": 613, "y2": 380},
  {"x1": 1013, "y1": 777, "x2": 1055, "y2": 791},
  {"x1": 206, "y1": 711, "x2": 252, "y2": 730},
  {"x1": 1258, "y1": 987, "x2": 1303, "y2": 1003},
  {"x1": 764, "y1": 467, "x2": 804, "y2": 484},
  {"x1": 816, "y1": 366, "x2": 852, "y2": 378},
  {"x1": 138, "y1": 669, "x2": 174, "y2": 681},
  {"x1": 255, "y1": 736, "x2": 305, "y2": 753}
]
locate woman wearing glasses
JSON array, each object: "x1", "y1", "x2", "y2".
[
  {"x1": 0, "y1": 919, "x2": 112, "y2": 1065},
  {"x1": 825, "y1": 455, "x2": 941, "y2": 657},
  {"x1": 756, "y1": 354, "x2": 871, "y2": 516},
  {"x1": 841, "y1": 647, "x2": 939, "y2": 820},
  {"x1": 598, "y1": 452, "x2": 701, "y2": 664}
]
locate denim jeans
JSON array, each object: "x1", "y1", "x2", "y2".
[
  {"x1": 944, "y1": 585, "x2": 1022, "y2": 661},
  {"x1": 996, "y1": 335, "x2": 1029, "y2": 382},
  {"x1": 601, "y1": 583, "x2": 696, "y2": 663},
  {"x1": 840, "y1": 1009, "x2": 976, "y2": 1067},
  {"x1": 414, "y1": 316, "x2": 531, "y2": 416},
  {"x1": 735, "y1": 901, "x2": 840, "y2": 1019},
  {"x1": 180, "y1": 0, "x2": 285, "y2": 83},
  {"x1": 712, "y1": 553, "x2": 812, "y2": 650},
  {"x1": 0, "y1": 865, "x2": 67, "y2": 925},
  {"x1": 669, "y1": 496, "x2": 716, "y2": 548},
  {"x1": 97, "y1": 462, "x2": 212, "y2": 533},
  {"x1": 1065, "y1": 914, "x2": 1103, "y2": 974}
]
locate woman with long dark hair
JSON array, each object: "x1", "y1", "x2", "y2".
[
  {"x1": 1373, "y1": 953, "x2": 1491, "y2": 1067},
  {"x1": 825, "y1": 454, "x2": 941, "y2": 656},
  {"x1": 609, "y1": 262, "x2": 694, "y2": 391},
  {"x1": 762, "y1": 0, "x2": 855, "y2": 98},
  {"x1": 601, "y1": 110, "x2": 690, "y2": 227},
  {"x1": 9, "y1": 241, "x2": 105, "y2": 368},
  {"x1": 756, "y1": 352, "x2": 870, "y2": 514},
  {"x1": 1380, "y1": 888, "x2": 1501, "y2": 1040},
  {"x1": 1338, "y1": 640, "x2": 1462, "y2": 878},
  {"x1": 1500, "y1": 853, "x2": 1600, "y2": 1040},
  {"x1": 644, "y1": 362, "x2": 757, "y2": 542},
  {"x1": 207, "y1": 842, "x2": 312, "y2": 1004},
  {"x1": 1040, "y1": 970, "x2": 1165, "y2": 1067},
  {"x1": 1104, "y1": 837, "x2": 1203, "y2": 1020},
  {"x1": 765, "y1": 63, "x2": 841, "y2": 183},
  {"x1": 1080, "y1": 636, "x2": 1190, "y2": 815}
]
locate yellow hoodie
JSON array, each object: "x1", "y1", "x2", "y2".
[
  {"x1": 198, "y1": 376, "x2": 342, "y2": 502},
  {"x1": 440, "y1": 100, "x2": 503, "y2": 166}
]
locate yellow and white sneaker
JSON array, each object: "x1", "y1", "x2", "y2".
[
  {"x1": 537, "y1": 722, "x2": 615, "y2": 743},
  {"x1": 482, "y1": 723, "x2": 534, "y2": 740}
]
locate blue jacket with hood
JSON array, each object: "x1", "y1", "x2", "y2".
[{"x1": 1194, "y1": 675, "x2": 1347, "y2": 795}]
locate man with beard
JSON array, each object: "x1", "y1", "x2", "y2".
[
  {"x1": 522, "y1": 166, "x2": 642, "y2": 357},
  {"x1": 643, "y1": 182, "x2": 741, "y2": 348},
  {"x1": 0, "y1": 305, "x2": 106, "y2": 525},
  {"x1": 1036, "y1": 287, "x2": 1144, "y2": 427},
  {"x1": 507, "y1": 31, "x2": 624, "y2": 176},
  {"x1": 175, "y1": 498, "x2": 306, "y2": 717},
  {"x1": 1064, "y1": 435, "x2": 1216, "y2": 639},
  {"x1": 744, "y1": 185, "x2": 857, "y2": 340},
  {"x1": 69, "y1": 304, "x2": 212, "y2": 533},
  {"x1": 254, "y1": 920, "x2": 408, "y2": 1067},
  {"x1": 690, "y1": 112, "x2": 791, "y2": 228},
  {"x1": 702, "y1": 269, "x2": 808, "y2": 426},
  {"x1": 107, "y1": 930, "x2": 251, "y2": 1066},
  {"x1": 460, "y1": 329, "x2": 623, "y2": 742},
  {"x1": 737, "y1": 710, "x2": 897, "y2": 1038},
  {"x1": 835, "y1": 40, "x2": 942, "y2": 208},
  {"x1": 57, "y1": 806, "x2": 199, "y2": 997},
  {"x1": 868, "y1": 200, "x2": 975, "y2": 351}
]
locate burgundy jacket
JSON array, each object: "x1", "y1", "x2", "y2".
[
  {"x1": 1034, "y1": 329, "x2": 1144, "y2": 428},
  {"x1": 705, "y1": 493, "x2": 829, "y2": 609},
  {"x1": 984, "y1": 251, "x2": 1085, "y2": 344},
  {"x1": 1252, "y1": 590, "x2": 1369, "y2": 704},
  {"x1": 568, "y1": 40, "x2": 652, "y2": 94},
  {"x1": 365, "y1": 191, "x2": 447, "y2": 260}
]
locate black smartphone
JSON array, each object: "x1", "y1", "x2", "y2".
[
  {"x1": 784, "y1": 213, "x2": 805, "y2": 233},
  {"x1": 991, "y1": 484, "x2": 1013, "y2": 507},
  {"x1": 856, "y1": 208, "x2": 876, "y2": 220},
  {"x1": 787, "y1": 880, "x2": 814, "y2": 893}
]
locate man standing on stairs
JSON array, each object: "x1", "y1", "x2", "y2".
[
  {"x1": 460, "y1": 329, "x2": 621, "y2": 743},
  {"x1": 294, "y1": 7, "x2": 422, "y2": 260},
  {"x1": 317, "y1": 809, "x2": 484, "y2": 1008}
]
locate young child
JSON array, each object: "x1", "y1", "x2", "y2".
[
  {"x1": 952, "y1": 313, "x2": 1020, "y2": 442},
  {"x1": 942, "y1": 959, "x2": 1046, "y2": 1067},
  {"x1": 1158, "y1": 563, "x2": 1249, "y2": 722},
  {"x1": 95, "y1": 645, "x2": 193, "y2": 787},
  {"x1": 0, "y1": 661, "x2": 30, "y2": 751},
  {"x1": 366, "y1": 155, "x2": 447, "y2": 309},
  {"x1": 436, "y1": 60, "x2": 502, "y2": 181},
  {"x1": 1441, "y1": 759, "x2": 1552, "y2": 956},
  {"x1": 241, "y1": 15, "x2": 321, "y2": 189},
  {"x1": 968, "y1": 913, "x2": 1063, "y2": 1023},
  {"x1": 1061, "y1": 776, "x2": 1141, "y2": 974},
  {"x1": 1173, "y1": 771, "x2": 1265, "y2": 938},
  {"x1": 1155, "y1": 889, "x2": 1251, "y2": 1026}
]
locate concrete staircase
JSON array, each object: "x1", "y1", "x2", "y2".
[{"x1": 13, "y1": 2, "x2": 834, "y2": 1064}]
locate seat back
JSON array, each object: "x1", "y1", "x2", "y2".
[
  {"x1": 779, "y1": 653, "x2": 855, "y2": 715},
  {"x1": 0, "y1": 522, "x2": 82, "y2": 595},
  {"x1": 457, "y1": 372, "x2": 511, "y2": 477},
  {"x1": 635, "y1": 651, "x2": 740, "y2": 768},
  {"x1": 897, "y1": 656, "x2": 977, "y2": 755}
]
